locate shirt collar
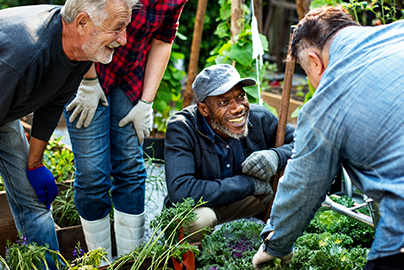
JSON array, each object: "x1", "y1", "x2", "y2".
[{"x1": 201, "y1": 115, "x2": 218, "y2": 142}]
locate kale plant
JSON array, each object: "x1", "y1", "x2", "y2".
[
  {"x1": 198, "y1": 196, "x2": 373, "y2": 269},
  {"x1": 198, "y1": 220, "x2": 264, "y2": 269},
  {"x1": 306, "y1": 195, "x2": 375, "y2": 247}
]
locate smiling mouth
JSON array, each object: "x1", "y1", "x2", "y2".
[
  {"x1": 228, "y1": 115, "x2": 244, "y2": 124},
  {"x1": 106, "y1": 45, "x2": 115, "y2": 49}
]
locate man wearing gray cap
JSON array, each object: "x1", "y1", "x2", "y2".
[{"x1": 164, "y1": 64, "x2": 295, "y2": 241}]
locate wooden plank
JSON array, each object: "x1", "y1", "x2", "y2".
[
  {"x1": 261, "y1": 91, "x2": 303, "y2": 125},
  {"x1": 56, "y1": 225, "x2": 87, "y2": 261},
  {"x1": 0, "y1": 192, "x2": 15, "y2": 228},
  {"x1": 0, "y1": 225, "x2": 19, "y2": 257}
]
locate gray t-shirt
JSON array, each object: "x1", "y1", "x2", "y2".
[{"x1": 0, "y1": 4, "x2": 91, "y2": 140}]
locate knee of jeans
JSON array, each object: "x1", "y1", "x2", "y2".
[{"x1": 75, "y1": 165, "x2": 110, "y2": 190}]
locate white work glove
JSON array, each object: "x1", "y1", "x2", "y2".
[
  {"x1": 66, "y1": 78, "x2": 108, "y2": 128},
  {"x1": 118, "y1": 100, "x2": 153, "y2": 145},
  {"x1": 253, "y1": 232, "x2": 293, "y2": 270},
  {"x1": 250, "y1": 177, "x2": 274, "y2": 205},
  {"x1": 242, "y1": 150, "x2": 279, "y2": 181}
]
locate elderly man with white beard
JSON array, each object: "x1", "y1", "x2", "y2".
[{"x1": 0, "y1": 0, "x2": 135, "y2": 268}]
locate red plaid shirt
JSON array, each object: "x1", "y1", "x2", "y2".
[{"x1": 95, "y1": 0, "x2": 187, "y2": 104}]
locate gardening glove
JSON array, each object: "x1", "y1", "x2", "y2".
[
  {"x1": 66, "y1": 78, "x2": 108, "y2": 128},
  {"x1": 118, "y1": 100, "x2": 153, "y2": 145},
  {"x1": 251, "y1": 177, "x2": 274, "y2": 205},
  {"x1": 242, "y1": 150, "x2": 279, "y2": 181},
  {"x1": 253, "y1": 231, "x2": 293, "y2": 270},
  {"x1": 26, "y1": 164, "x2": 58, "y2": 210}
]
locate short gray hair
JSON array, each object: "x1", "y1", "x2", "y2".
[
  {"x1": 61, "y1": 0, "x2": 139, "y2": 27},
  {"x1": 290, "y1": 6, "x2": 360, "y2": 63}
]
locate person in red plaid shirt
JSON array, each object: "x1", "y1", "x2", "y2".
[{"x1": 63, "y1": 0, "x2": 187, "y2": 260}]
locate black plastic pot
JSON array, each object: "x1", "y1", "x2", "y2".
[{"x1": 142, "y1": 137, "x2": 165, "y2": 163}]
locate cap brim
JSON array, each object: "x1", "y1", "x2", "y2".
[{"x1": 208, "y1": 78, "x2": 257, "y2": 97}]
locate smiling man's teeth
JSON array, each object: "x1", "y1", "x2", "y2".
[
  {"x1": 107, "y1": 45, "x2": 114, "y2": 49},
  {"x1": 228, "y1": 116, "x2": 244, "y2": 124}
]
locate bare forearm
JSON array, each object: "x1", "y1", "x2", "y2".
[
  {"x1": 27, "y1": 136, "x2": 48, "y2": 169},
  {"x1": 141, "y1": 38, "x2": 173, "y2": 103},
  {"x1": 83, "y1": 63, "x2": 97, "y2": 79}
]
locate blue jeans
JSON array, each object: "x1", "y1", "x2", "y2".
[
  {"x1": 0, "y1": 120, "x2": 59, "y2": 269},
  {"x1": 64, "y1": 86, "x2": 146, "y2": 221}
]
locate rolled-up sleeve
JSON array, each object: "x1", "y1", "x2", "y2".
[{"x1": 153, "y1": 0, "x2": 187, "y2": 43}]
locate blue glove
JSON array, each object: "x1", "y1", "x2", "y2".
[{"x1": 26, "y1": 164, "x2": 58, "y2": 210}]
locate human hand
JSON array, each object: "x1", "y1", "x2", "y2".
[
  {"x1": 118, "y1": 100, "x2": 153, "y2": 145},
  {"x1": 66, "y1": 78, "x2": 108, "y2": 128},
  {"x1": 250, "y1": 177, "x2": 274, "y2": 204},
  {"x1": 26, "y1": 164, "x2": 58, "y2": 210},
  {"x1": 242, "y1": 150, "x2": 279, "y2": 180},
  {"x1": 252, "y1": 232, "x2": 293, "y2": 269}
]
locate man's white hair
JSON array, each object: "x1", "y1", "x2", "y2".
[{"x1": 61, "y1": 0, "x2": 139, "y2": 27}]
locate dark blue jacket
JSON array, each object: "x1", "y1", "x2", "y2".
[{"x1": 164, "y1": 104, "x2": 295, "y2": 208}]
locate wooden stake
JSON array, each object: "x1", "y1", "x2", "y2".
[
  {"x1": 231, "y1": 0, "x2": 242, "y2": 43},
  {"x1": 254, "y1": 0, "x2": 263, "y2": 33},
  {"x1": 182, "y1": 0, "x2": 208, "y2": 108},
  {"x1": 265, "y1": 26, "x2": 296, "y2": 221},
  {"x1": 295, "y1": 0, "x2": 312, "y2": 21}
]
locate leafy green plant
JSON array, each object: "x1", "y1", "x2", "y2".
[
  {"x1": 309, "y1": 0, "x2": 404, "y2": 25},
  {"x1": 0, "y1": 176, "x2": 4, "y2": 192},
  {"x1": 43, "y1": 136, "x2": 75, "y2": 182},
  {"x1": 176, "y1": 0, "x2": 221, "y2": 72},
  {"x1": 306, "y1": 195, "x2": 375, "y2": 247},
  {"x1": 1, "y1": 199, "x2": 208, "y2": 269},
  {"x1": 153, "y1": 46, "x2": 186, "y2": 134},
  {"x1": 69, "y1": 242, "x2": 109, "y2": 269},
  {"x1": 0, "y1": 0, "x2": 66, "y2": 10},
  {"x1": 341, "y1": 0, "x2": 404, "y2": 25},
  {"x1": 206, "y1": 0, "x2": 270, "y2": 104},
  {"x1": 198, "y1": 220, "x2": 264, "y2": 269},
  {"x1": 111, "y1": 198, "x2": 209, "y2": 269},
  {"x1": 143, "y1": 152, "x2": 167, "y2": 207},
  {"x1": 52, "y1": 183, "x2": 81, "y2": 228},
  {"x1": 2, "y1": 236, "x2": 108, "y2": 269},
  {"x1": 2, "y1": 234, "x2": 54, "y2": 270},
  {"x1": 198, "y1": 195, "x2": 373, "y2": 270}
]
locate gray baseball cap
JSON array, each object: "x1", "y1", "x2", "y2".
[{"x1": 192, "y1": 64, "x2": 257, "y2": 102}]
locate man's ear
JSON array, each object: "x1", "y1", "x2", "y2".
[
  {"x1": 307, "y1": 52, "x2": 325, "y2": 76},
  {"x1": 75, "y1": 12, "x2": 91, "y2": 36},
  {"x1": 197, "y1": 102, "x2": 210, "y2": 117}
]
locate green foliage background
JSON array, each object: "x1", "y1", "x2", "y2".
[{"x1": 0, "y1": 0, "x2": 65, "y2": 9}]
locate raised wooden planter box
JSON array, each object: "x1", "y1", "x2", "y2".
[
  {"x1": 99, "y1": 257, "x2": 174, "y2": 270},
  {"x1": 0, "y1": 191, "x2": 19, "y2": 257},
  {"x1": 0, "y1": 190, "x2": 88, "y2": 260},
  {"x1": 261, "y1": 91, "x2": 304, "y2": 125}
]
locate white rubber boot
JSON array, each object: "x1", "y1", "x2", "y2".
[
  {"x1": 80, "y1": 215, "x2": 112, "y2": 263},
  {"x1": 114, "y1": 209, "x2": 145, "y2": 257}
]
